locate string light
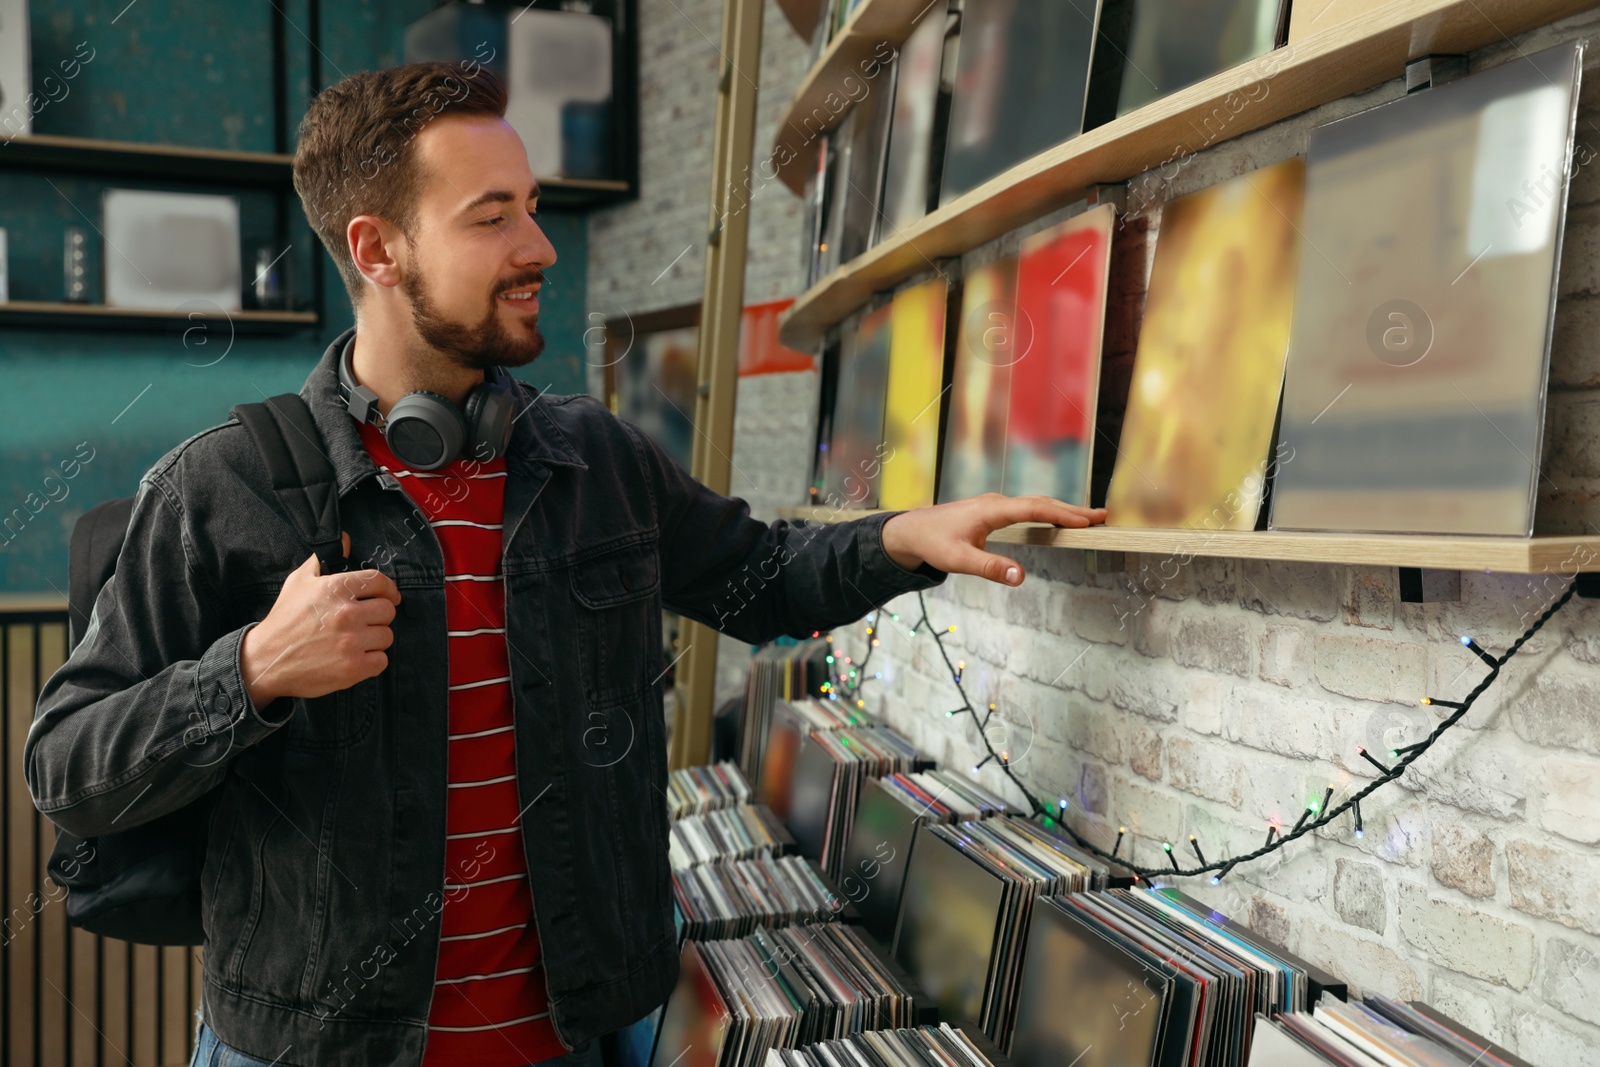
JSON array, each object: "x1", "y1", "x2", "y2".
[
  {"x1": 1460, "y1": 635, "x2": 1498, "y2": 668},
  {"x1": 1290, "y1": 806, "x2": 1314, "y2": 836},
  {"x1": 1188, "y1": 834, "x2": 1207, "y2": 867},
  {"x1": 823, "y1": 583, "x2": 1577, "y2": 884},
  {"x1": 1356, "y1": 745, "x2": 1392, "y2": 776}
]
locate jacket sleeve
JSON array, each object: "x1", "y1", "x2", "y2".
[
  {"x1": 25, "y1": 471, "x2": 296, "y2": 838},
  {"x1": 618, "y1": 418, "x2": 947, "y2": 644}
]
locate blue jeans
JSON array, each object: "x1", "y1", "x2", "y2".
[{"x1": 190, "y1": 1019, "x2": 601, "y2": 1067}]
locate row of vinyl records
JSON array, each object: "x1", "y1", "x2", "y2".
[
  {"x1": 803, "y1": 0, "x2": 1301, "y2": 268},
  {"x1": 651, "y1": 708, "x2": 1534, "y2": 1065},
  {"x1": 807, "y1": 37, "x2": 1585, "y2": 539}
]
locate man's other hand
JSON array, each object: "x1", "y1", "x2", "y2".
[{"x1": 880, "y1": 494, "x2": 1108, "y2": 586}]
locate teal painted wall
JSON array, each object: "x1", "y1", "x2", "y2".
[{"x1": 0, "y1": 1, "x2": 592, "y2": 594}]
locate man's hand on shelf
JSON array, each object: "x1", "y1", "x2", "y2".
[{"x1": 880, "y1": 494, "x2": 1108, "y2": 586}]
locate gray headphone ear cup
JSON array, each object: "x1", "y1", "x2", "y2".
[
  {"x1": 385, "y1": 392, "x2": 467, "y2": 471},
  {"x1": 463, "y1": 369, "x2": 517, "y2": 462}
]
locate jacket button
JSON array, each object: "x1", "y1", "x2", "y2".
[{"x1": 620, "y1": 569, "x2": 635, "y2": 592}]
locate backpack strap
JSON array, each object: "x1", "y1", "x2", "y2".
[{"x1": 230, "y1": 394, "x2": 347, "y2": 576}]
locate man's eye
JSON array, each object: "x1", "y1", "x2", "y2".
[{"x1": 481, "y1": 216, "x2": 505, "y2": 226}]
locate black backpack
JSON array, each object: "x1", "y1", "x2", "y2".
[{"x1": 45, "y1": 393, "x2": 349, "y2": 946}]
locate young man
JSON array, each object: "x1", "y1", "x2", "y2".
[{"x1": 27, "y1": 63, "x2": 1105, "y2": 1067}]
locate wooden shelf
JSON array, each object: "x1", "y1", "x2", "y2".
[
  {"x1": 771, "y1": 0, "x2": 937, "y2": 194},
  {"x1": 775, "y1": 0, "x2": 1596, "y2": 349},
  {"x1": 0, "y1": 134, "x2": 295, "y2": 187},
  {"x1": 0, "y1": 134, "x2": 635, "y2": 206},
  {"x1": 778, "y1": 507, "x2": 1600, "y2": 574},
  {"x1": 0, "y1": 300, "x2": 319, "y2": 334}
]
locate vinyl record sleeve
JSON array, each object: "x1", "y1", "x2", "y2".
[
  {"x1": 1007, "y1": 203, "x2": 1115, "y2": 505},
  {"x1": 878, "y1": 2, "x2": 951, "y2": 238},
  {"x1": 1106, "y1": 158, "x2": 1303, "y2": 529},
  {"x1": 938, "y1": 255, "x2": 1019, "y2": 502},
  {"x1": 940, "y1": 0, "x2": 1106, "y2": 205},
  {"x1": 1270, "y1": 41, "x2": 1583, "y2": 535},
  {"x1": 1115, "y1": 0, "x2": 1284, "y2": 116},
  {"x1": 881, "y1": 278, "x2": 951, "y2": 510}
]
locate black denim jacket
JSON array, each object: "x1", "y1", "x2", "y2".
[{"x1": 26, "y1": 325, "x2": 945, "y2": 1066}]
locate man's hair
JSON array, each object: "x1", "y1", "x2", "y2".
[{"x1": 292, "y1": 61, "x2": 509, "y2": 308}]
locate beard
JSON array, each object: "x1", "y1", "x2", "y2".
[{"x1": 400, "y1": 261, "x2": 546, "y2": 373}]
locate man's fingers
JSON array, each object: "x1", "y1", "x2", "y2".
[
  {"x1": 992, "y1": 494, "x2": 1106, "y2": 529},
  {"x1": 326, "y1": 568, "x2": 403, "y2": 606},
  {"x1": 952, "y1": 544, "x2": 1025, "y2": 586}
]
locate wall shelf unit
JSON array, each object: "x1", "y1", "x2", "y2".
[
  {"x1": 773, "y1": 0, "x2": 1596, "y2": 350},
  {"x1": 0, "y1": 300, "x2": 319, "y2": 335},
  {"x1": 778, "y1": 508, "x2": 1600, "y2": 575}
]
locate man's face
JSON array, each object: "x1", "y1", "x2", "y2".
[{"x1": 398, "y1": 116, "x2": 557, "y2": 372}]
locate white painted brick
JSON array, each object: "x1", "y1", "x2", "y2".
[
  {"x1": 1512, "y1": 1003, "x2": 1600, "y2": 1067},
  {"x1": 1167, "y1": 735, "x2": 1244, "y2": 806},
  {"x1": 1333, "y1": 857, "x2": 1387, "y2": 935},
  {"x1": 1541, "y1": 937, "x2": 1600, "y2": 1030},
  {"x1": 1397, "y1": 881, "x2": 1535, "y2": 989},
  {"x1": 1259, "y1": 623, "x2": 1312, "y2": 687},
  {"x1": 1171, "y1": 613, "x2": 1256, "y2": 677},
  {"x1": 1313, "y1": 632, "x2": 1428, "y2": 705},
  {"x1": 1428, "y1": 973, "x2": 1510, "y2": 1046},
  {"x1": 1537, "y1": 755, "x2": 1600, "y2": 844},
  {"x1": 1182, "y1": 673, "x2": 1227, "y2": 736},
  {"x1": 1508, "y1": 838, "x2": 1600, "y2": 936},
  {"x1": 1429, "y1": 816, "x2": 1497, "y2": 899},
  {"x1": 1294, "y1": 921, "x2": 1422, "y2": 1000},
  {"x1": 1068, "y1": 586, "x2": 1133, "y2": 646}
]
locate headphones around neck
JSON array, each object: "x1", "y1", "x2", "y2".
[{"x1": 337, "y1": 335, "x2": 518, "y2": 471}]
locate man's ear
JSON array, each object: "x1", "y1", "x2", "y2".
[{"x1": 348, "y1": 214, "x2": 405, "y2": 291}]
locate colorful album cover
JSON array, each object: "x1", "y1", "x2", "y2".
[
  {"x1": 880, "y1": 278, "x2": 951, "y2": 510},
  {"x1": 1106, "y1": 157, "x2": 1304, "y2": 529}
]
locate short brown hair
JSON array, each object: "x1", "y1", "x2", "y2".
[{"x1": 292, "y1": 61, "x2": 509, "y2": 308}]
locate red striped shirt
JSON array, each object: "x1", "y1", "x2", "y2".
[{"x1": 357, "y1": 420, "x2": 565, "y2": 1066}]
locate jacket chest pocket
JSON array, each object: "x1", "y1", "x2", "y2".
[
  {"x1": 238, "y1": 590, "x2": 381, "y2": 750},
  {"x1": 568, "y1": 542, "x2": 661, "y2": 707}
]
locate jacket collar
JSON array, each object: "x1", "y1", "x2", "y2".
[{"x1": 300, "y1": 325, "x2": 587, "y2": 498}]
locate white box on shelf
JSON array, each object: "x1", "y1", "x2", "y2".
[{"x1": 101, "y1": 189, "x2": 242, "y2": 312}]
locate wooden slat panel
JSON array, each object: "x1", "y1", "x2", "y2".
[
  {"x1": 70, "y1": 929, "x2": 97, "y2": 1067},
  {"x1": 0, "y1": 611, "x2": 207, "y2": 1066},
  {"x1": 132, "y1": 944, "x2": 158, "y2": 1067},
  {"x1": 102, "y1": 937, "x2": 130, "y2": 1066},
  {"x1": 37, "y1": 622, "x2": 69, "y2": 1067},
  {"x1": 39, "y1": 813, "x2": 69, "y2": 1066},
  {"x1": 7, "y1": 623, "x2": 38, "y2": 1066},
  {"x1": 161, "y1": 946, "x2": 188, "y2": 1065}
]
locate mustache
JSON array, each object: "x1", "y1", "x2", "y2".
[{"x1": 497, "y1": 269, "x2": 545, "y2": 295}]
